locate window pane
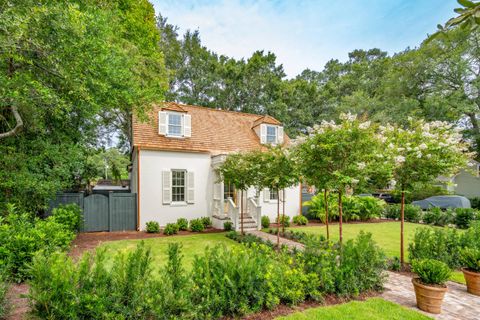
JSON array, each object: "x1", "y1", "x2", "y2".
[
  {"x1": 171, "y1": 170, "x2": 185, "y2": 202},
  {"x1": 266, "y1": 126, "x2": 277, "y2": 143},
  {"x1": 270, "y1": 189, "x2": 278, "y2": 200},
  {"x1": 168, "y1": 114, "x2": 182, "y2": 136}
]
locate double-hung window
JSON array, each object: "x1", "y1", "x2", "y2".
[
  {"x1": 269, "y1": 189, "x2": 278, "y2": 201},
  {"x1": 168, "y1": 113, "x2": 183, "y2": 137},
  {"x1": 171, "y1": 170, "x2": 186, "y2": 202},
  {"x1": 266, "y1": 125, "x2": 277, "y2": 144}
]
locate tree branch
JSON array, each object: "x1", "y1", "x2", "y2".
[{"x1": 0, "y1": 106, "x2": 23, "y2": 139}]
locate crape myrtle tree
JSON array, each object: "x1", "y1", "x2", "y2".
[
  {"x1": 381, "y1": 118, "x2": 471, "y2": 264},
  {"x1": 217, "y1": 152, "x2": 259, "y2": 235},
  {"x1": 254, "y1": 146, "x2": 299, "y2": 249},
  {"x1": 293, "y1": 113, "x2": 385, "y2": 243}
]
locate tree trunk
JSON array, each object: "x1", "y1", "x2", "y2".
[
  {"x1": 241, "y1": 189, "x2": 244, "y2": 235},
  {"x1": 338, "y1": 190, "x2": 343, "y2": 243},
  {"x1": 277, "y1": 188, "x2": 280, "y2": 250},
  {"x1": 400, "y1": 191, "x2": 405, "y2": 265},
  {"x1": 324, "y1": 189, "x2": 329, "y2": 240},
  {"x1": 282, "y1": 189, "x2": 286, "y2": 234},
  {"x1": 0, "y1": 58, "x2": 23, "y2": 140}
]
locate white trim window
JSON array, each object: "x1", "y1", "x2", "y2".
[
  {"x1": 269, "y1": 189, "x2": 278, "y2": 201},
  {"x1": 168, "y1": 113, "x2": 183, "y2": 137},
  {"x1": 266, "y1": 125, "x2": 277, "y2": 144},
  {"x1": 171, "y1": 170, "x2": 186, "y2": 202}
]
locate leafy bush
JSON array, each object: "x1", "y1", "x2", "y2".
[
  {"x1": 261, "y1": 215, "x2": 270, "y2": 229},
  {"x1": 145, "y1": 221, "x2": 160, "y2": 233},
  {"x1": 223, "y1": 221, "x2": 233, "y2": 231},
  {"x1": 276, "y1": 214, "x2": 290, "y2": 227},
  {"x1": 460, "y1": 248, "x2": 480, "y2": 272},
  {"x1": 190, "y1": 218, "x2": 205, "y2": 232},
  {"x1": 411, "y1": 259, "x2": 451, "y2": 286},
  {"x1": 201, "y1": 216, "x2": 212, "y2": 229},
  {"x1": 0, "y1": 271, "x2": 8, "y2": 319},
  {"x1": 388, "y1": 257, "x2": 401, "y2": 271},
  {"x1": 164, "y1": 223, "x2": 179, "y2": 235},
  {"x1": 176, "y1": 218, "x2": 189, "y2": 231},
  {"x1": 422, "y1": 207, "x2": 454, "y2": 226},
  {"x1": 292, "y1": 215, "x2": 308, "y2": 225},
  {"x1": 470, "y1": 197, "x2": 480, "y2": 210},
  {"x1": 455, "y1": 208, "x2": 477, "y2": 229},
  {"x1": 0, "y1": 207, "x2": 75, "y2": 281},
  {"x1": 50, "y1": 204, "x2": 82, "y2": 232},
  {"x1": 384, "y1": 204, "x2": 422, "y2": 222},
  {"x1": 408, "y1": 227, "x2": 463, "y2": 269}
]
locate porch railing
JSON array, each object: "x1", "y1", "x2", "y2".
[
  {"x1": 247, "y1": 197, "x2": 262, "y2": 230},
  {"x1": 226, "y1": 197, "x2": 238, "y2": 230}
]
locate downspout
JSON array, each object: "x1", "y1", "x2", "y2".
[{"x1": 137, "y1": 146, "x2": 141, "y2": 231}]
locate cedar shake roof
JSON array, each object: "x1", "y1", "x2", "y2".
[{"x1": 132, "y1": 102, "x2": 289, "y2": 155}]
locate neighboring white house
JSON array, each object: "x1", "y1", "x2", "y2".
[
  {"x1": 440, "y1": 160, "x2": 480, "y2": 199},
  {"x1": 130, "y1": 102, "x2": 301, "y2": 231}
]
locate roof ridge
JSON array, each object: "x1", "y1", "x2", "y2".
[{"x1": 163, "y1": 101, "x2": 269, "y2": 119}]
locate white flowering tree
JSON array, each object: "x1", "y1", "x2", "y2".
[
  {"x1": 293, "y1": 113, "x2": 384, "y2": 242},
  {"x1": 382, "y1": 119, "x2": 472, "y2": 264},
  {"x1": 255, "y1": 146, "x2": 299, "y2": 248}
]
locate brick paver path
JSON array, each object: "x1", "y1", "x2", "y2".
[
  {"x1": 246, "y1": 230, "x2": 305, "y2": 250},
  {"x1": 382, "y1": 271, "x2": 480, "y2": 320}
]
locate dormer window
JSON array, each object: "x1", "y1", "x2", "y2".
[
  {"x1": 158, "y1": 111, "x2": 191, "y2": 138},
  {"x1": 266, "y1": 125, "x2": 277, "y2": 144},
  {"x1": 168, "y1": 113, "x2": 183, "y2": 137}
]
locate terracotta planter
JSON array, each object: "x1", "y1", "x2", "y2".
[
  {"x1": 462, "y1": 268, "x2": 480, "y2": 296},
  {"x1": 412, "y1": 278, "x2": 447, "y2": 314}
]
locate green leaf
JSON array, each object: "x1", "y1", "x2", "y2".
[{"x1": 458, "y1": 0, "x2": 476, "y2": 8}]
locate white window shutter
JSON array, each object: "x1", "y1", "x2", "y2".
[
  {"x1": 183, "y1": 114, "x2": 192, "y2": 137},
  {"x1": 277, "y1": 126, "x2": 284, "y2": 144},
  {"x1": 159, "y1": 112, "x2": 167, "y2": 135},
  {"x1": 162, "y1": 170, "x2": 171, "y2": 204},
  {"x1": 260, "y1": 124, "x2": 267, "y2": 144},
  {"x1": 263, "y1": 188, "x2": 270, "y2": 202},
  {"x1": 187, "y1": 171, "x2": 195, "y2": 203}
]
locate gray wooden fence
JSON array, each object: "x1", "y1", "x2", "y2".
[{"x1": 50, "y1": 192, "x2": 137, "y2": 232}]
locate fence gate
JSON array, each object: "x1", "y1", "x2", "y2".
[
  {"x1": 50, "y1": 192, "x2": 137, "y2": 232},
  {"x1": 83, "y1": 194, "x2": 109, "y2": 232}
]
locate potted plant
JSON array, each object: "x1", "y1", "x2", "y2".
[
  {"x1": 411, "y1": 259, "x2": 451, "y2": 314},
  {"x1": 461, "y1": 248, "x2": 480, "y2": 296}
]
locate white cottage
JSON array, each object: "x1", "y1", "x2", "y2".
[{"x1": 130, "y1": 102, "x2": 301, "y2": 231}]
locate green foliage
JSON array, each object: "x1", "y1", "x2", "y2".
[
  {"x1": 164, "y1": 223, "x2": 179, "y2": 235},
  {"x1": 0, "y1": 206, "x2": 75, "y2": 282},
  {"x1": 422, "y1": 207, "x2": 455, "y2": 227},
  {"x1": 388, "y1": 257, "x2": 402, "y2": 272},
  {"x1": 470, "y1": 197, "x2": 480, "y2": 210},
  {"x1": 145, "y1": 221, "x2": 160, "y2": 233},
  {"x1": 412, "y1": 259, "x2": 451, "y2": 286},
  {"x1": 293, "y1": 215, "x2": 308, "y2": 226},
  {"x1": 201, "y1": 216, "x2": 212, "y2": 229},
  {"x1": 460, "y1": 248, "x2": 480, "y2": 272},
  {"x1": 384, "y1": 204, "x2": 423, "y2": 223},
  {"x1": 51, "y1": 204, "x2": 82, "y2": 232},
  {"x1": 223, "y1": 221, "x2": 233, "y2": 231},
  {"x1": 87, "y1": 148, "x2": 130, "y2": 181},
  {"x1": 261, "y1": 215, "x2": 271, "y2": 229},
  {"x1": 276, "y1": 214, "x2": 291, "y2": 227},
  {"x1": 0, "y1": 271, "x2": 8, "y2": 319},
  {"x1": 455, "y1": 208, "x2": 478, "y2": 229},
  {"x1": 189, "y1": 218, "x2": 205, "y2": 232},
  {"x1": 176, "y1": 218, "x2": 189, "y2": 231}
]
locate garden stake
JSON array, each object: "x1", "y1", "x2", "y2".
[
  {"x1": 277, "y1": 188, "x2": 280, "y2": 251},
  {"x1": 338, "y1": 190, "x2": 343, "y2": 243},
  {"x1": 400, "y1": 190, "x2": 405, "y2": 265},
  {"x1": 324, "y1": 189, "x2": 329, "y2": 240}
]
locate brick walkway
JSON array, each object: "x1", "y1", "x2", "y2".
[
  {"x1": 382, "y1": 271, "x2": 480, "y2": 320},
  {"x1": 246, "y1": 230, "x2": 305, "y2": 250}
]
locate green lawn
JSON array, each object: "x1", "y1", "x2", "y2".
[
  {"x1": 99, "y1": 233, "x2": 239, "y2": 271},
  {"x1": 285, "y1": 222, "x2": 465, "y2": 284},
  {"x1": 276, "y1": 298, "x2": 430, "y2": 320}
]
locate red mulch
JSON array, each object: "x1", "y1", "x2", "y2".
[{"x1": 6, "y1": 284, "x2": 29, "y2": 320}]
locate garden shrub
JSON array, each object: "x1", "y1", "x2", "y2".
[
  {"x1": 387, "y1": 257, "x2": 401, "y2": 271},
  {"x1": 223, "y1": 221, "x2": 233, "y2": 231},
  {"x1": 469, "y1": 197, "x2": 480, "y2": 210},
  {"x1": 201, "y1": 216, "x2": 212, "y2": 229},
  {"x1": 422, "y1": 207, "x2": 454, "y2": 226},
  {"x1": 145, "y1": 221, "x2": 160, "y2": 233},
  {"x1": 411, "y1": 259, "x2": 451, "y2": 285},
  {"x1": 50, "y1": 204, "x2": 82, "y2": 232},
  {"x1": 164, "y1": 223, "x2": 179, "y2": 235},
  {"x1": 261, "y1": 215, "x2": 270, "y2": 229},
  {"x1": 455, "y1": 208, "x2": 477, "y2": 229},
  {"x1": 176, "y1": 218, "x2": 189, "y2": 231},
  {"x1": 384, "y1": 204, "x2": 422, "y2": 222},
  {"x1": 460, "y1": 248, "x2": 480, "y2": 272},
  {"x1": 408, "y1": 227, "x2": 464, "y2": 269},
  {"x1": 292, "y1": 215, "x2": 308, "y2": 225},
  {"x1": 276, "y1": 214, "x2": 290, "y2": 227},
  {"x1": 190, "y1": 218, "x2": 205, "y2": 232}
]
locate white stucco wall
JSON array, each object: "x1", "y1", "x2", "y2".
[{"x1": 138, "y1": 149, "x2": 213, "y2": 229}]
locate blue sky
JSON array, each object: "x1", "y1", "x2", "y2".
[{"x1": 151, "y1": 0, "x2": 458, "y2": 77}]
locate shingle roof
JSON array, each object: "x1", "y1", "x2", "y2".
[{"x1": 132, "y1": 102, "x2": 288, "y2": 155}]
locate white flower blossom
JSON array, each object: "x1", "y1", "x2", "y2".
[
  {"x1": 339, "y1": 112, "x2": 357, "y2": 122},
  {"x1": 359, "y1": 121, "x2": 371, "y2": 129},
  {"x1": 419, "y1": 143, "x2": 427, "y2": 150},
  {"x1": 357, "y1": 162, "x2": 366, "y2": 169},
  {"x1": 395, "y1": 155, "x2": 406, "y2": 165}
]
